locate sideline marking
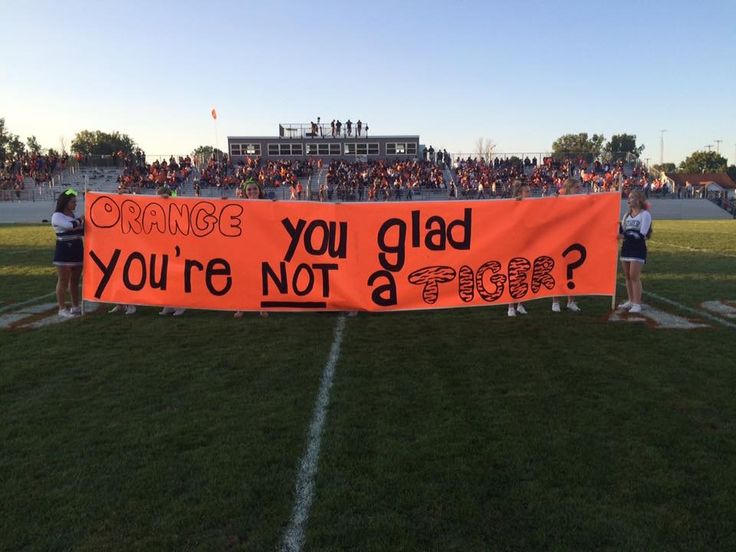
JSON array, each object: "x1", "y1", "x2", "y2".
[
  {"x1": 701, "y1": 300, "x2": 736, "y2": 319},
  {"x1": 0, "y1": 292, "x2": 56, "y2": 315},
  {"x1": 645, "y1": 291, "x2": 736, "y2": 330},
  {"x1": 609, "y1": 304, "x2": 707, "y2": 329},
  {"x1": 282, "y1": 315, "x2": 347, "y2": 552},
  {"x1": 653, "y1": 242, "x2": 736, "y2": 259}
]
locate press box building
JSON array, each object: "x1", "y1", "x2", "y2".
[{"x1": 228, "y1": 123, "x2": 420, "y2": 162}]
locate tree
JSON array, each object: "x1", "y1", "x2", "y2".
[
  {"x1": 474, "y1": 137, "x2": 496, "y2": 163},
  {"x1": 191, "y1": 145, "x2": 224, "y2": 162},
  {"x1": 0, "y1": 118, "x2": 25, "y2": 161},
  {"x1": 71, "y1": 130, "x2": 136, "y2": 156},
  {"x1": 602, "y1": 133, "x2": 644, "y2": 162},
  {"x1": 26, "y1": 135, "x2": 42, "y2": 154},
  {"x1": 652, "y1": 163, "x2": 677, "y2": 174},
  {"x1": 679, "y1": 150, "x2": 728, "y2": 174},
  {"x1": 727, "y1": 165, "x2": 736, "y2": 183},
  {"x1": 551, "y1": 133, "x2": 605, "y2": 163}
]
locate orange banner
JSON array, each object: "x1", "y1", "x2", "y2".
[{"x1": 83, "y1": 192, "x2": 620, "y2": 312}]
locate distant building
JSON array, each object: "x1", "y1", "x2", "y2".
[
  {"x1": 228, "y1": 123, "x2": 419, "y2": 162},
  {"x1": 663, "y1": 172, "x2": 736, "y2": 199}
]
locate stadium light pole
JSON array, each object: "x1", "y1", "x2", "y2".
[
  {"x1": 659, "y1": 129, "x2": 666, "y2": 165},
  {"x1": 714, "y1": 139, "x2": 722, "y2": 155},
  {"x1": 704, "y1": 144, "x2": 713, "y2": 152}
]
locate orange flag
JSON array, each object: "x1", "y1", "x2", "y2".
[{"x1": 211, "y1": 107, "x2": 217, "y2": 120}]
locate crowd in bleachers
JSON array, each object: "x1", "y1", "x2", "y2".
[
  {"x1": 116, "y1": 154, "x2": 194, "y2": 193},
  {"x1": 452, "y1": 156, "x2": 652, "y2": 199},
  {"x1": 1, "y1": 152, "x2": 70, "y2": 195},
  {"x1": 323, "y1": 159, "x2": 446, "y2": 201}
]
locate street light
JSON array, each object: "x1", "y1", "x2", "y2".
[{"x1": 659, "y1": 129, "x2": 667, "y2": 165}]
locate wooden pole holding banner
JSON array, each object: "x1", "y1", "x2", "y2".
[{"x1": 81, "y1": 175, "x2": 88, "y2": 316}]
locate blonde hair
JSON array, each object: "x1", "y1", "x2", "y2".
[{"x1": 628, "y1": 189, "x2": 647, "y2": 212}]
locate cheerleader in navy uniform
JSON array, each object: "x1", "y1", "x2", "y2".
[
  {"x1": 618, "y1": 189, "x2": 652, "y2": 314},
  {"x1": 552, "y1": 179, "x2": 582, "y2": 313},
  {"x1": 52, "y1": 188, "x2": 84, "y2": 318}
]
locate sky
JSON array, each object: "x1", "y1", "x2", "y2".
[{"x1": 1, "y1": 0, "x2": 735, "y2": 164}]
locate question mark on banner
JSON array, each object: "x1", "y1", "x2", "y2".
[{"x1": 562, "y1": 243, "x2": 587, "y2": 290}]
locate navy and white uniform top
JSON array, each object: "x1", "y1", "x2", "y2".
[
  {"x1": 620, "y1": 210, "x2": 652, "y2": 262},
  {"x1": 51, "y1": 212, "x2": 84, "y2": 241}
]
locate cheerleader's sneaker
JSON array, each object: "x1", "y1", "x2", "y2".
[
  {"x1": 507, "y1": 306, "x2": 516, "y2": 317},
  {"x1": 125, "y1": 306, "x2": 137, "y2": 315},
  {"x1": 516, "y1": 304, "x2": 528, "y2": 315},
  {"x1": 551, "y1": 302, "x2": 561, "y2": 313},
  {"x1": 617, "y1": 301, "x2": 633, "y2": 311},
  {"x1": 629, "y1": 304, "x2": 642, "y2": 314},
  {"x1": 69, "y1": 306, "x2": 82, "y2": 315},
  {"x1": 566, "y1": 302, "x2": 581, "y2": 312}
]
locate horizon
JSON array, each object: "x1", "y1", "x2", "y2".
[{"x1": 1, "y1": 0, "x2": 734, "y2": 165}]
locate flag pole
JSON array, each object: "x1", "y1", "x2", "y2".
[{"x1": 211, "y1": 106, "x2": 219, "y2": 163}]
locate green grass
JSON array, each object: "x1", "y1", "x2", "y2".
[{"x1": 1, "y1": 221, "x2": 735, "y2": 551}]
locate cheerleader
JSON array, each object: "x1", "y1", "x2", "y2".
[
  {"x1": 618, "y1": 189, "x2": 652, "y2": 314},
  {"x1": 52, "y1": 188, "x2": 84, "y2": 318},
  {"x1": 552, "y1": 178, "x2": 582, "y2": 313},
  {"x1": 234, "y1": 181, "x2": 269, "y2": 319},
  {"x1": 508, "y1": 180, "x2": 530, "y2": 317}
]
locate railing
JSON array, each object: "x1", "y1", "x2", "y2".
[{"x1": 278, "y1": 122, "x2": 371, "y2": 140}]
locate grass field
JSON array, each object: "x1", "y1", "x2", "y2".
[{"x1": 1, "y1": 221, "x2": 735, "y2": 551}]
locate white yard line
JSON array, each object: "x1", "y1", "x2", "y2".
[
  {"x1": 653, "y1": 242, "x2": 736, "y2": 259},
  {"x1": 281, "y1": 315, "x2": 347, "y2": 552},
  {"x1": 645, "y1": 291, "x2": 736, "y2": 330},
  {"x1": 0, "y1": 292, "x2": 56, "y2": 315}
]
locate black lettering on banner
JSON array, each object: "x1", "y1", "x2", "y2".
[
  {"x1": 89, "y1": 248, "x2": 121, "y2": 298},
  {"x1": 149, "y1": 254, "x2": 168, "y2": 290},
  {"x1": 293, "y1": 263, "x2": 315, "y2": 296},
  {"x1": 282, "y1": 218, "x2": 306, "y2": 262},
  {"x1": 304, "y1": 220, "x2": 329, "y2": 256},
  {"x1": 122, "y1": 252, "x2": 147, "y2": 291},
  {"x1": 168, "y1": 202, "x2": 191, "y2": 236},
  {"x1": 507, "y1": 257, "x2": 531, "y2": 300},
  {"x1": 191, "y1": 202, "x2": 218, "y2": 237},
  {"x1": 89, "y1": 196, "x2": 120, "y2": 228},
  {"x1": 261, "y1": 261, "x2": 338, "y2": 298},
  {"x1": 408, "y1": 266, "x2": 457, "y2": 304},
  {"x1": 312, "y1": 263, "x2": 338, "y2": 297},
  {"x1": 367, "y1": 270, "x2": 397, "y2": 307},
  {"x1": 205, "y1": 259, "x2": 232, "y2": 296},
  {"x1": 142, "y1": 202, "x2": 167, "y2": 234},
  {"x1": 531, "y1": 256, "x2": 556, "y2": 293},
  {"x1": 262, "y1": 262, "x2": 288, "y2": 295},
  {"x1": 424, "y1": 216, "x2": 447, "y2": 250},
  {"x1": 377, "y1": 218, "x2": 406, "y2": 271},
  {"x1": 458, "y1": 265, "x2": 475, "y2": 302},
  {"x1": 328, "y1": 222, "x2": 348, "y2": 259},
  {"x1": 218, "y1": 204, "x2": 243, "y2": 237},
  {"x1": 282, "y1": 218, "x2": 347, "y2": 261},
  {"x1": 447, "y1": 209, "x2": 472, "y2": 250},
  {"x1": 120, "y1": 200, "x2": 143, "y2": 234},
  {"x1": 184, "y1": 259, "x2": 204, "y2": 293},
  {"x1": 475, "y1": 260, "x2": 507, "y2": 302}
]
